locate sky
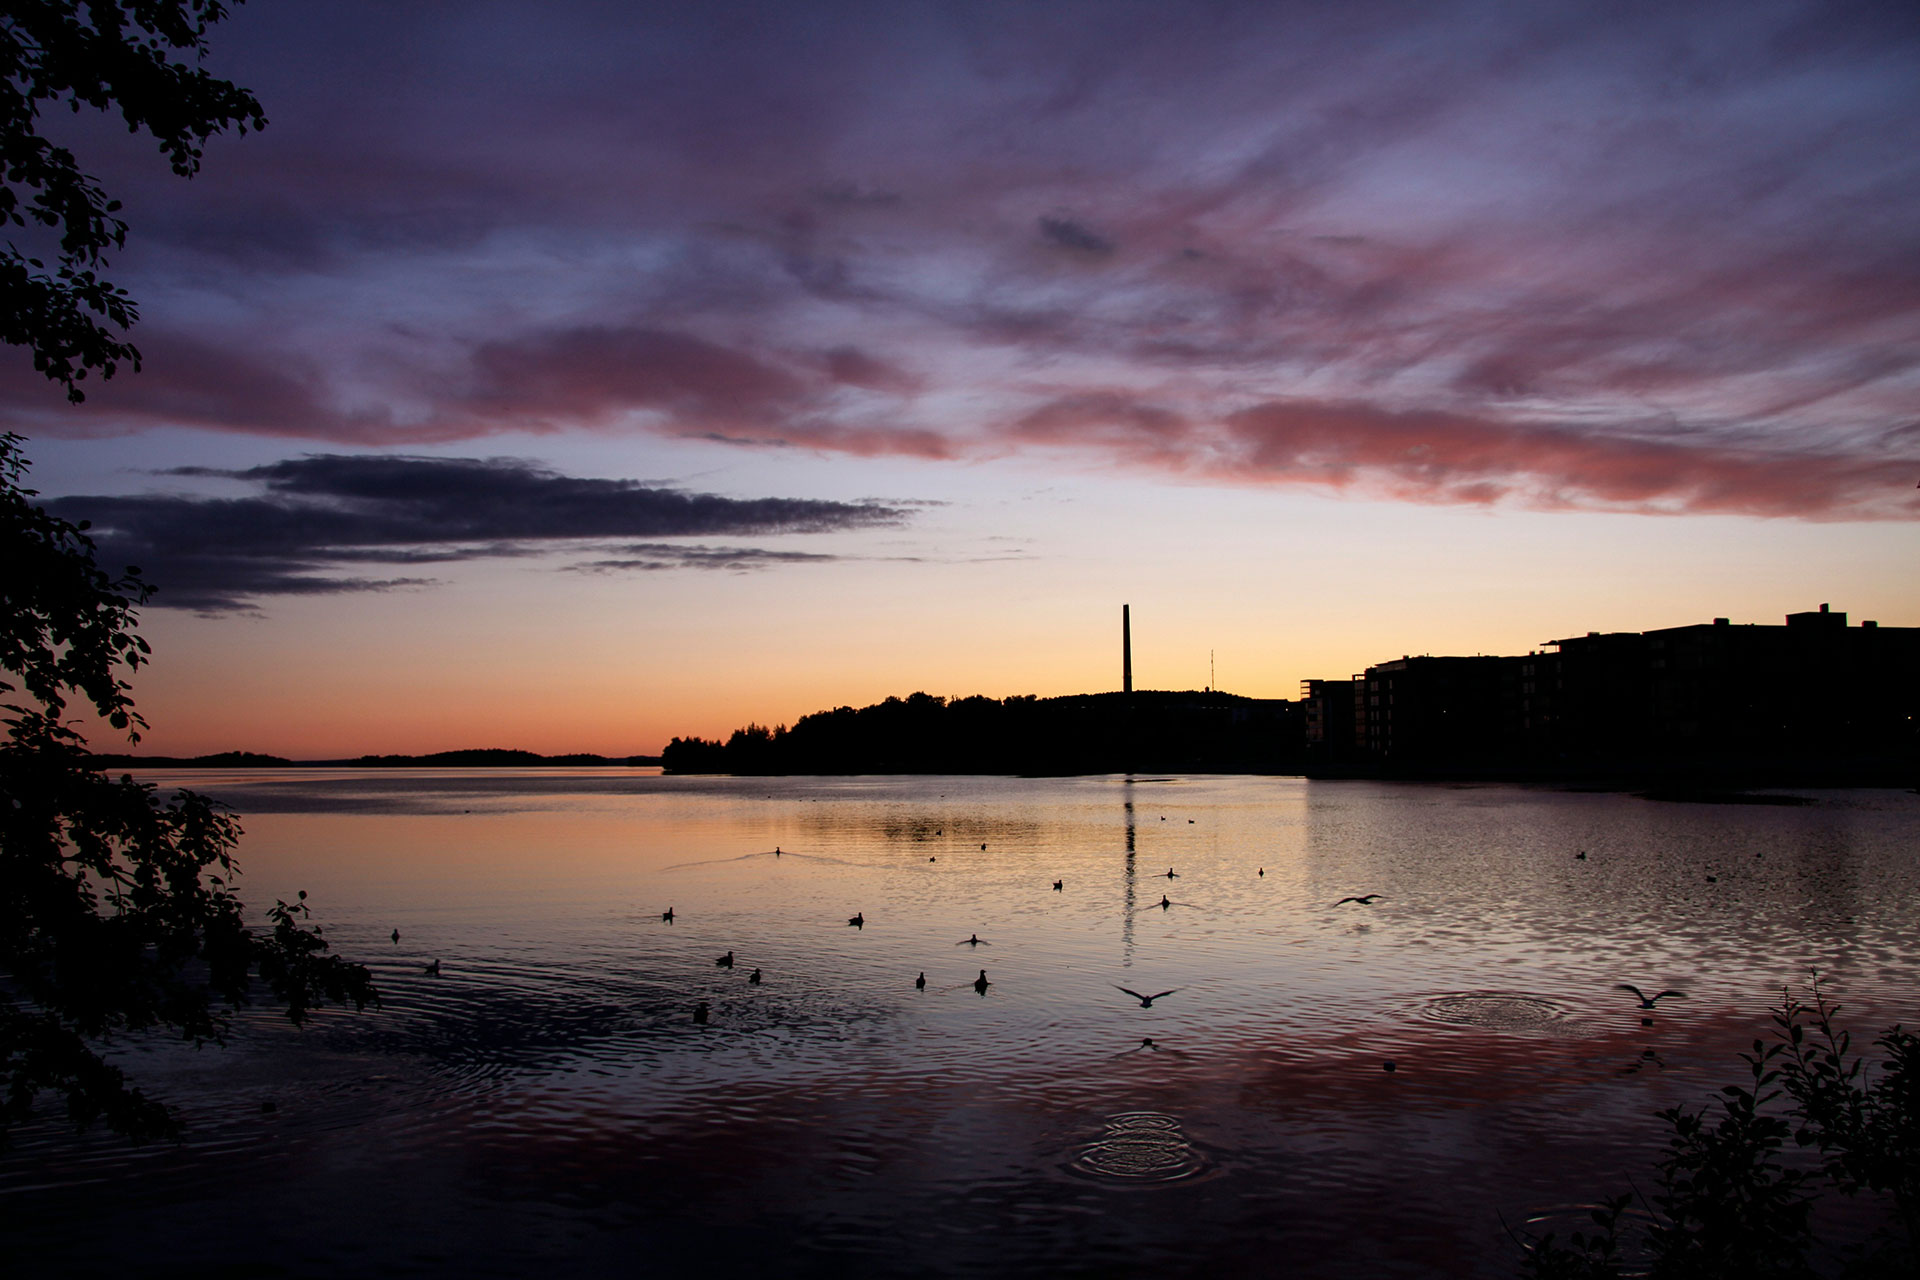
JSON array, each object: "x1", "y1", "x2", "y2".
[{"x1": 7, "y1": 0, "x2": 1919, "y2": 757}]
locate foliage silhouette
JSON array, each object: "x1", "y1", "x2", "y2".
[
  {"x1": 663, "y1": 690, "x2": 1303, "y2": 775},
  {"x1": 2, "y1": 0, "x2": 265, "y2": 401},
  {"x1": 2, "y1": 434, "x2": 375, "y2": 1146},
  {"x1": 1517, "y1": 981, "x2": 1916, "y2": 1279}
]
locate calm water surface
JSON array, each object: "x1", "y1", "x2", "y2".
[{"x1": 8, "y1": 771, "x2": 1918, "y2": 1277}]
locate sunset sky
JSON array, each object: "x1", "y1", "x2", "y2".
[{"x1": 8, "y1": 0, "x2": 1918, "y2": 757}]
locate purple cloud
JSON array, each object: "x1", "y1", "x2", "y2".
[{"x1": 4, "y1": 0, "x2": 1915, "y2": 518}]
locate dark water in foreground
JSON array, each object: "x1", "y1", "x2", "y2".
[{"x1": 7, "y1": 772, "x2": 1918, "y2": 1277}]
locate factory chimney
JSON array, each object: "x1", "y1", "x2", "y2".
[{"x1": 1122, "y1": 604, "x2": 1132, "y2": 695}]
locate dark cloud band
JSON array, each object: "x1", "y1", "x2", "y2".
[{"x1": 48, "y1": 455, "x2": 907, "y2": 612}]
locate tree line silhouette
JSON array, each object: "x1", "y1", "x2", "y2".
[{"x1": 662, "y1": 690, "x2": 1304, "y2": 775}]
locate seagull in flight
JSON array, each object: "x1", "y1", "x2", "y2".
[
  {"x1": 1617, "y1": 984, "x2": 1686, "y2": 1009},
  {"x1": 1334, "y1": 894, "x2": 1384, "y2": 906},
  {"x1": 1114, "y1": 985, "x2": 1181, "y2": 1008}
]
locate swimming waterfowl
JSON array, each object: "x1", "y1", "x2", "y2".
[
  {"x1": 1163, "y1": 868, "x2": 1178, "y2": 878},
  {"x1": 1114, "y1": 985, "x2": 1180, "y2": 1008},
  {"x1": 848, "y1": 912, "x2": 865, "y2": 928},
  {"x1": 974, "y1": 970, "x2": 991, "y2": 994},
  {"x1": 424, "y1": 959, "x2": 440, "y2": 976},
  {"x1": 748, "y1": 968, "x2": 762, "y2": 984},
  {"x1": 661, "y1": 907, "x2": 675, "y2": 922},
  {"x1": 391, "y1": 928, "x2": 400, "y2": 944},
  {"x1": 1158, "y1": 895, "x2": 1172, "y2": 909},
  {"x1": 716, "y1": 951, "x2": 734, "y2": 968},
  {"x1": 1052, "y1": 879, "x2": 1063, "y2": 891},
  {"x1": 1334, "y1": 894, "x2": 1384, "y2": 906},
  {"x1": 1617, "y1": 984, "x2": 1686, "y2": 1009},
  {"x1": 693, "y1": 1001, "x2": 709, "y2": 1024},
  {"x1": 958, "y1": 933, "x2": 986, "y2": 946},
  {"x1": 915, "y1": 972, "x2": 926, "y2": 989}
]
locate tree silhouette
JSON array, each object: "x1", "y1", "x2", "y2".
[
  {"x1": 2, "y1": 433, "x2": 376, "y2": 1143},
  {"x1": 2, "y1": 4, "x2": 373, "y2": 1145},
  {"x1": 3, "y1": 1, "x2": 266, "y2": 400}
]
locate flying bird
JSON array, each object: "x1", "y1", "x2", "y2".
[
  {"x1": 1114, "y1": 985, "x2": 1181, "y2": 1008},
  {"x1": 1334, "y1": 894, "x2": 1384, "y2": 906},
  {"x1": 1617, "y1": 984, "x2": 1686, "y2": 1009}
]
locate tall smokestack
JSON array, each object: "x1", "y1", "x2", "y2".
[{"x1": 1122, "y1": 604, "x2": 1132, "y2": 695}]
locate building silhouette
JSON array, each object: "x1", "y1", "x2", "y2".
[{"x1": 1306, "y1": 605, "x2": 1918, "y2": 784}]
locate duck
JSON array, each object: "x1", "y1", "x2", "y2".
[
  {"x1": 1617, "y1": 984, "x2": 1686, "y2": 1010},
  {"x1": 1052, "y1": 879, "x2": 1063, "y2": 891},
  {"x1": 915, "y1": 972, "x2": 926, "y2": 990},
  {"x1": 1164, "y1": 868, "x2": 1178, "y2": 878},
  {"x1": 748, "y1": 968, "x2": 762, "y2": 985},
  {"x1": 1158, "y1": 895, "x2": 1172, "y2": 909},
  {"x1": 661, "y1": 907, "x2": 675, "y2": 923},
  {"x1": 693, "y1": 1001, "x2": 710, "y2": 1024},
  {"x1": 391, "y1": 928, "x2": 400, "y2": 944},
  {"x1": 958, "y1": 933, "x2": 986, "y2": 946},
  {"x1": 1115, "y1": 985, "x2": 1180, "y2": 1008},
  {"x1": 423, "y1": 959, "x2": 440, "y2": 976},
  {"x1": 716, "y1": 951, "x2": 734, "y2": 968},
  {"x1": 848, "y1": 912, "x2": 865, "y2": 928},
  {"x1": 974, "y1": 970, "x2": 991, "y2": 994}
]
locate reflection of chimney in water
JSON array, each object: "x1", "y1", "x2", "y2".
[{"x1": 1123, "y1": 604, "x2": 1132, "y2": 695}]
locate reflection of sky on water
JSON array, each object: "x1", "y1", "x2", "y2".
[{"x1": 7, "y1": 773, "x2": 1917, "y2": 1276}]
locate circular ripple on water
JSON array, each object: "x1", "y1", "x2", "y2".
[
  {"x1": 1420, "y1": 992, "x2": 1576, "y2": 1034},
  {"x1": 1069, "y1": 1111, "x2": 1208, "y2": 1184}
]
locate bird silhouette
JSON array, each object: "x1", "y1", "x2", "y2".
[
  {"x1": 1334, "y1": 894, "x2": 1384, "y2": 906},
  {"x1": 748, "y1": 968, "x2": 762, "y2": 985},
  {"x1": 848, "y1": 912, "x2": 865, "y2": 928},
  {"x1": 915, "y1": 972, "x2": 926, "y2": 989},
  {"x1": 974, "y1": 970, "x2": 991, "y2": 994},
  {"x1": 390, "y1": 928, "x2": 400, "y2": 944},
  {"x1": 1158, "y1": 895, "x2": 1172, "y2": 909},
  {"x1": 775, "y1": 846, "x2": 781, "y2": 856},
  {"x1": 1575, "y1": 851, "x2": 1587, "y2": 860},
  {"x1": 929, "y1": 856, "x2": 937, "y2": 862},
  {"x1": 424, "y1": 959, "x2": 440, "y2": 976},
  {"x1": 981, "y1": 842, "x2": 987, "y2": 850},
  {"x1": 1052, "y1": 879, "x2": 1063, "y2": 891},
  {"x1": 1617, "y1": 984, "x2": 1686, "y2": 1009},
  {"x1": 957, "y1": 933, "x2": 987, "y2": 946},
  {"x1": 1164, "y1": 868, "x2": 1178, "y2": 878},
  {"x1": 716, "y1": 951, "x2": 734, "y2": 968},
  {"x1": 1115, "y1": 985, "x2": 1180, "y2": 1008},
  {"x1": 661, "y1": 907, "x2": 675, "y2": 923},
  {"x1": 1258, "y1": 868, "x2": 1264, "y2": 876},
  {"x1": 693, "y1": 1001, "x2": 709, "y2": 1024}
]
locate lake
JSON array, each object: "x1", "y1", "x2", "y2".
[{"x1": 7, "y1": 771, "x2": 1918, "y2": 1277}]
